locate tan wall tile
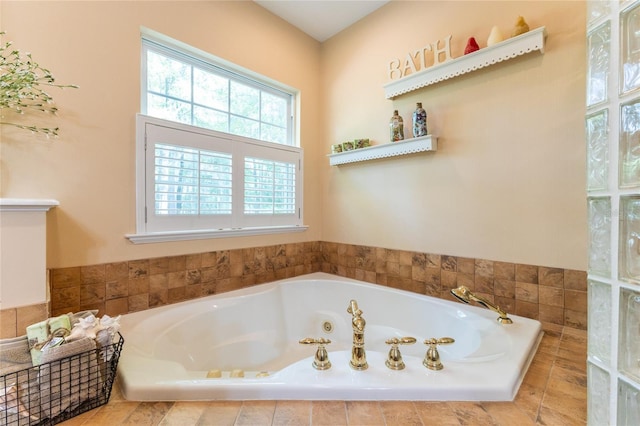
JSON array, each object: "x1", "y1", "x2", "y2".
[
  {"x1": 457, "y1": 257, "x2": 475, "y2": 275},
  {"x1": 201, "y1": 251, "x2": 217, "y2": 268},
  {"x1": 475, "y1": 259, "x2": 494, "y2": 277},
  {"x1": 168, "y1": 271, "x2": 186, "y2": 289},
  {"x1": 516, "y1": 282, "x2": 539, "y2": 303},
  {"x1": 16, "y1": 303, "x2": 48, "y2": 333},
  {"x1": 185, "y1": 283, "x2": 202, "y2": 299},
  {"x1": 441, "y1": 270, "x2": 457, "y2": 289},
  {"x1": 0, "y1": 308, "x2": 17, "y2": 338},
  {"x1": 425, "y1": 267, "x2": 440, "y2": 287},
  {"x1": 495, "y1": 296, "x2": 515, "y2": 313},
  {"x1": 168, "y1": 255, "x2": 186, "y2": 272},
  {"x1": 540, "y1": 286, "x2": 564, "y2": 307},
  {"x1": 80, "y1": 282, "x2": 106, "y2": 305},
  {"x1": 399, "y1": 264, "x2": 412, "y2": 279},
  {"x1": 564, "y1": 289, "x2": 587, "y2": 312},
  {"x1": 128, "y1": 259, "x2": 149, "y2": 279},
  {"x1": 539, "y1": 267, "x2": 564, "y2": 287},
  {"x1": 457, "y1": 273, "x2": 474, "y2": 290},
  {"x1": 565, "y1": 309, "x2": 587, "y2": 330},
  {"x1": 411, "y1": 265, "x2": 426, "y2": 282},
  {"x1": 426, "y1": 253, "x2": 441, "y2": 268},
  {"x1": 564, "y1": 269, "x2": 587, "y2": 291},
  {"x1": 149, "y1": 288, "x2": 168, "y2": 308},
  {"x1": 105, "y1": 262, "x2": 128, "y2": 281},
  {"x1": 105, "y1": 297, "x2": 128, "y2": 317},
  {"x1": 106, "y1": 279, "x2": 128, "y2": 300},
  {"x1": 149, "y1": 257, "x2": 169, "y2": 275},
  {"x1": 516, "y1": 300, "x2": 539, "y2": 319},
  {"x1": 51, "y1": 286, "x2": 80, "y2": 313},
  {"x1": 516, "y1": 264, "x2": 538, "y2": 284},
  {"x1": 128, "y1": 294, "x2": 149, "y2": 312},
  {"x1": 399, "y1": 250, "x2": 413, "y2": 266},
  {"x1": 168, "y1": 287, "x2": 186, "y2": 304},
  {"x1": 81, "y1": 264, "x2": 105, "y2": 285},
  {"x1": 441, "y1": 255, "x2": 457, "y2": 271},
  {"x1": 128, "y1": 276, "x2": 150, "y2": 296},
  {"x1": 51, "y1": 267, "x2": 81, "y2": 289},
  {"x1": 539, "y1": 304, "x2": 564, "y2": 325},
  {"x1": 494, "y1": 279, "x2": 515, "y2": 298},
  {"x1": 494, "y1": 261, "x2": 515, "y2": 280}
]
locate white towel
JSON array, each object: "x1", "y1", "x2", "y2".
[{"x1": 38, "y1": 337, "x2": 101, "y2": 420}]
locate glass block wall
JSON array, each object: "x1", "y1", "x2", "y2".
[{"x1": 587, "y1": 1, "x2": 640, "y2": 423}]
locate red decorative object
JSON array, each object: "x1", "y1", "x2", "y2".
[{"x1": 464, "y1": 37, "x2": 480, "y2": 55}]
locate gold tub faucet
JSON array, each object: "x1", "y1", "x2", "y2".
[
  {"x1": 450, "y1": 285, "x2": 513, "y2": 324},
  {"x1": 347, "y1": 299, "x2": 368, "y2": 370}
]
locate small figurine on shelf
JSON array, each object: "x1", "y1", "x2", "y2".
[
  {"x1": 412, "y1": 103, "x2": 427, "y2": 137},
  {"x1": 487, "y1": 25, "x2": 504, "y2": 46},
  {"x1": 390, "y1": 110, "x2": 404, "y2": 142},
  {"x1": 512, "y1": 16, "x2": 530, "y2": 37},
  {"x1": 464, "y1": 37, "x2": 480, "y2": 55}
]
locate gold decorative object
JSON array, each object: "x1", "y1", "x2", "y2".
[
  {"x1": 512, "y1": 16, "x2": 530, "y2": 37},
  {"x1": 423, "y1": 337, "x2": 455, "y2": 370},
  {"x1": 347, "y1": 300, "x2": 368, "y2": 370},
  {"x1": 299, "y1": 337, "x2": 332, "y2": 370},
  {"x1": 385, "y1": 337, "x2": 417, "y2": 370},
  {"x1": 450, "y1": 286, "x2": 513, "y2": 324}
]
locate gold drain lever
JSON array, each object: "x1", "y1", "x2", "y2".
[
  {"x1": 385, "y1": 337, "x2": 417, "y2": 370},
  {"x1": 423, "y1": 337, "x2": 455, "y2": 370},
  {"x1": 299, "y1": 337, "x2": 332, "y2": 370}
]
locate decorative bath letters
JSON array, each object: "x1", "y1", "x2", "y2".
[{"x1": 388, "y1": 35, "x2": 453, "y2": 80}]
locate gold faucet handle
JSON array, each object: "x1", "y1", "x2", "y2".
[
  {"x1": 385, "y1": 337, "x2": 417, "y2": 346},
  {"x1": 299, "y1": 337, "x2": 332, "y2": 370},
  {"x1": 384, "y1": 337, "x2": 416, "y2": 370},
  {"x1": 424, "y1": 337, "x2": 455, "y2": 346},
  {"x1": 423, "y1": 337, "x2": 455, "y2": 371},
  {"x1": 299, "y1": 337, "x2": 331, "y2": 345}
]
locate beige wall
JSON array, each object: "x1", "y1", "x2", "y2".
[
  {"x1": 0, "y1": 1, "x2": 323, "y2": 268},
  {"x1": 321, "y1": 1, "x2": 587, "y2": 270},
  {"x1": 1, "y1": 1, "x2": 587, "y2": 273}
]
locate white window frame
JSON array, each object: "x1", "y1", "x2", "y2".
[{"x1": 127, "y1": 31, "x2": 306, "y2": 243}]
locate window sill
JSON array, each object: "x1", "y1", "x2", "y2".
[{"x1": 125, "y1": 225, "x2": 308, "y2": 244}]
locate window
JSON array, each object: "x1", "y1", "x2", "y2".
[{"x1": 128, "y1": 32, "x2": 305, "y2": 243}]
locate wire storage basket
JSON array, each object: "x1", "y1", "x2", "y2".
[{"x1": 0, "y1": 332, "x2": 124, "y2": 426}]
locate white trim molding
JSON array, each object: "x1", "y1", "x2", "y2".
[{"x1": 0, "y1": 198, "x2": 59, "y2": 212}]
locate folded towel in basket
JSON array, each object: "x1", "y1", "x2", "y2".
[
  {"x1": 0, "y1": 335, "x2": 32, "y2": 376},
  {"x1": 38, "y1": 337, "x2": 101, "y2": 419}
]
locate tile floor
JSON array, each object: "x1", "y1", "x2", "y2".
[{"x1": 59, "y1": 323, "x2": 586, "y2": 426}]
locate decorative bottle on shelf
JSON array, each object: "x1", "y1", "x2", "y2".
[
  {"x1": 412, "y1": 102, "x2": 427, "y2": 137},
  {"x1": 390, "y1": 110, "x2": 404, "y2": 142}
]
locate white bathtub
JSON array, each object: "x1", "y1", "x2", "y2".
[{"x1": 117, "y1": 272, "x2": 542, "y2": 401}]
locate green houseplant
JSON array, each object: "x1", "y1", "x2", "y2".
[{"x1": 0, "y1": 32, "x2": 77, "y2": 137}]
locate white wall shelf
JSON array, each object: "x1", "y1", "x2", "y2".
[
  {"x1": 384, "y1": 26, "x2": 547, "y2": 99},
  {"x1": 328, "y1": 135, "x2": 437, "y2": 166}
]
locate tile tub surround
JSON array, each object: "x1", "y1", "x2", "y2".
[
  {"x1": 58, "y1": 324, "x2": 587, "y2": 426},
  {"x1": 45, "y1": 242, "x2": 586, "y2": 331},
  {"x1": 0, "y1": 241, "x2": 586, "y2": 338}
]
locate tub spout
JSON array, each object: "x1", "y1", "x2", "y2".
[
  {"x1": 347, "y1": 299, "x2": 368, "y2": 370},
  {"x1": 450, "y1": 286, "x2": 513, "y2": 324}
]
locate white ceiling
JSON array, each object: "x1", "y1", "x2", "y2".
[{"x1": 254, "y1": 1, "x2": 389, "y2": 42}]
